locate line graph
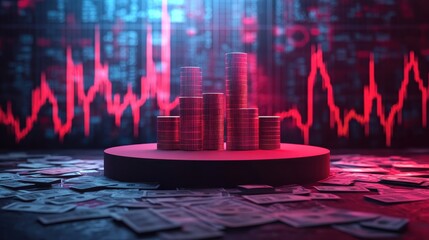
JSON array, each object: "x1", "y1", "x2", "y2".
[
  {"x1": 0, "y1": 0, "x2": 178, "y2": 142},
  {"x1": 276, "y1": 46, "x2": 429, "y2": 146},
  {"x1": 1, "y1": 0, "x2": 429, "y2": 146},
  {"x1": 2, "y1": 42, "x2": 428, "y2": 145}
]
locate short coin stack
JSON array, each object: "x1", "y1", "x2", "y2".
[
  {"x1": 180, "y1": 97, "x2": 203, "y2": 151},
  {"x1": 180, "y1": 67, "x2": 202, "y2": 96},
  {"x1": 227, "y1": 108, "x2": 259, "y2": 150},
  {"x1": 157, "y1": 116, "x2": 180, "y2": 150},
  {"x1": 203, "y1": 93, "x2": 225, "y2": 150},
  {"x1": 259, "y1": 116, "x2": 281, "y2": 150}
]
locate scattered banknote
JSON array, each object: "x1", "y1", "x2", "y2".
[
  {"x1": 147, "y1": 196, "x2": 223, "y2": 205},
  {"x1": 64, "y1": 175, "x2": 100, "y2": 184},
  {"x1": 70, "y1": 182, "x2": 114, "y2": 191},
  {"x1": 364, "y1": 192, "x2": 429, "y2": 204},
  {"x1": 242, "y1": 193, "x2": 310, "y2": 204},
  {"x1": 314, "y1": 186, "x2": 370, "y2": 192},
  {"x1": 118, "y1": 200, "x2": 161, "y2": 209},
  {"x1": 333, "y1": 223, "x2": 401, "y2": 238},
  {"x1": 154, "y1": 207, "x2": 223, "y2": 238},
  {"x1": 37, "y1": 167, "x2": 82, "y2": 175},
  {"x1": 380, "y1": 176, "x2": 425, "y2": 186},
  {"x1": 198, "y1": 199, "x2": 267, "y2": 216},
  {"x1": 338, "y1": 167, "x2": 389, "y2": 174},
  {"x1": 111, "y1": 190, "x2": 146, "y2": 199},
  {"x1": 353, "y1": 182, "x2": 392, "y2": 191},
  {"x1": 318, "y1": 176, "x2": 354, "y2": 186},
  {"x1": 0, "y1": 173, "x2": 19, "y2": 181},
  {"x1": 118, "y1": 209, "x2": 181, "y2": 234},
  {"x1": 291, "y1": 186, "x2": 312, "y2": 195},
  {"x1": 144, "y1": 190, "x2": 219, "y2": 198},
  {"x1": 394, "y1": 171, "x2": 429, "y2": 177},
  {"x1": 277, "y1": 207, "x2": 379, "y2": 227},
  {"x1": 360, "y1": 216, "x2": 409, "y2": 231},
  {"x1": 18, "y1": 163, "x2": 54, "y2": 169},
  {"x1": 18, "y1": 177, "x2": 62, "y2": 185},
  {"x1": 45, "y1": 194, "x2": 98, "y2": 205},
  {"x1": 16, "y1": 189, "x2": 74, "y2": 201},
  {"x1": 2, "y1": 202, "x2": 75, "y2": 213},
  {"x1": 0, "y1": 152, "x2": 426, "y2": 239},
  {"x1": 0, "y1": 186, "x2": 16, "y2": 198},
  {"x1": 107, "y1": 182, "x2": 160, "y2": 189},
  {"x1": 333, "y1": 161, "x2": 379, "y2": 168},
  {"x1": 0, "y1": 181, "x2": 35, "y2": 189},
  {"x1": 75, "y1": 199, "x2": 117, "y2": 209},
  {"x1": 309, "y1": 193, "x2": 341, "y2": 200},
  {"x1": 340, "y1": 173, "x2": 381, "y2": 183},
  {"x1": 215, "y1": 213, "x2": 277, "y2": 228},
  {"x1": 38, "y1": 209, "x2": 115, "y2": 224},
  {"x1": 159, "y1": 222, "x2": 223, "y2": 240},
  {"x1": 4, "y1": 168, "x2": 40, "y2": 173},
  {"x1": 392, "y1": 163, "x2": 429, "y2": 170}
]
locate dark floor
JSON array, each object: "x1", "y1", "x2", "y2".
[{"x1": 0, "y1": 148, "x2": 429, "y2": 239}]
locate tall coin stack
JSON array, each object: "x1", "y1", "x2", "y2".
[
  {"x1": 259, "y1": 116, "x2": 281, "y2": 150},
  {"x1": 203, "y1": 93, "x2": 225, "y2": 150},
  {"x1": 225, "y1": 52, "x2": 257, "y2": 150},
  {"x1": 157, "y1": 116, "x2": 180, "y2": 150},
  {"x1": 227, "y1": 108, "x2": 259, "y2": 150},
  {"x1": 179, "y1": 67, "x2": 203, "y2": 151}
]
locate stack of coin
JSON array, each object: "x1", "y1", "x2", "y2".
[
  {"x1": 179, "y1": 97, "x2": 203, "y2": 151},
  {"x1": 157, "y1": 116, "x2": 180, "y2": 150},
  {"x1": 203, "y1": 93, "x2": 225, "y2": 150},
  {"x1": 225, "y1": 52, "x2": 247, "y2": 109},
  {"x1": 180, "y1": 67, "x2": 202, "y2": 97},
  {"x1": 225, "y1": 52, "x2": 253, "y2": 150},
  {"x1": 226, "y1": 108, "x2": 259, "y2": 150},
  {"x1": 259, "y1": 116, "x2": 281, "y2": 150}
]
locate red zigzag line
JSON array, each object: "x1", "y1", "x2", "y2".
[
  {"x1": 0, "y1": 0, "x2": 178, "y2": 142},
  {"x1": 276, "y1": 46, "x2": 429, "y2": 146}
]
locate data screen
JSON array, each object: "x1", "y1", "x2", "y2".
[{"x1": 1, "y1": 0, "x2": 428, "y2": 148}]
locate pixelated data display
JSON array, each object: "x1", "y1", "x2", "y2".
[{"x1": 1, "y1": 0, "x2": 429, "y2": 148}]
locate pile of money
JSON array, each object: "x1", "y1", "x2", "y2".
[
  {"x1": 0, "y1": 151, "x2": 427, "y2": 238},
  {"x1": 157, "y1": 116, "x2": 180, "y2": 150},
  {"x1": 259, "y1": 116, "x2": 281, "y2": 150},
  {"x1": 180, "y1": 97, "x2": 203, "y2": 151},
  {"x1": 158, "y1": 53, "x2": 285, "y2": 151},
  {"x1": 203, "y1": 93, "x2": 225, "y2": 150}
]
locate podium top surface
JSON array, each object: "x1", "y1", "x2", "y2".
[{"x1": 104, "y1": 143, "x2": 330, "y2": 161}]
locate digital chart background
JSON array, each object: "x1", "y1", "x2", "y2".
[{"x1": 1, "y1": 0, "x2": 429, "y2": 149}]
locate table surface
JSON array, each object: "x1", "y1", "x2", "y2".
[{"x1": 0, "y1": 148, "x2": 429, "y2": 240}]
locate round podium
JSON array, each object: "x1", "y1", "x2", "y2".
[{"x1": 104, "y1": 143, "x2": 330, "y2": 187}]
